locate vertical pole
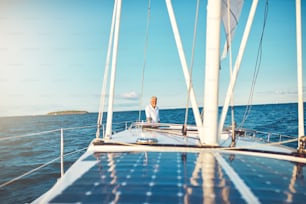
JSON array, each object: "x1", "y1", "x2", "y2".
[
  {"x1": 105, "y1": 0, "x2": 122, "y2": 138},
  {"x1": 60, "y1": 128, "x2": 64, "y2": 177},
  {"x1": 165, "y1": 0, "x2": 203, "y2": 130},
  {"x1": 202, "y1": 0, "x2": 222, "y2": 145},
  {"x1": 96, "y1": 0, "x2": 118, "y2": 139},
  {"x1": 296, "y1": 0, "x2": 304, "y2": 148}
]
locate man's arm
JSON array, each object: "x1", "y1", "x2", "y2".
[{"x1": 145, "y1": 106, "x2": 152, "y2": 122}]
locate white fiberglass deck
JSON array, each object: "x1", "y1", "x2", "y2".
[{"x1": 90, "y1": 125, "x2": 294, "y2": 155}]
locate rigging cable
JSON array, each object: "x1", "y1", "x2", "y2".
[
  {"x1": 138, "y1": 0, "x2": 151, "y2": 122},
  {"x1": 183, "y1": 0, "x2": 200, "y2": 131},
  {"x1": 239, "y1": 0, "x2": 269, "y2": 128},
  {"x1": 225, "y1": 0, "x2": 236, "y2": 140}
]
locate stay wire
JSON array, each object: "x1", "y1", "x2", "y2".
[
  {"x1": 138, "y1": 0, "x2": 151, "y2": 122},
  {"x1": 226, "y1": 0, "x2": 236, "y2": 135},
  {"x1": 239, "y1": 0, "x2": 269, "y2": 128},
  {"x1": 184, "y1": 0, "x2": 200, "y2": 128}
]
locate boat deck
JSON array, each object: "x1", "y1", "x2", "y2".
[
  {"x1": 32, "y1": 126, "x2": 306, "y2": 203},
  {"x1": 91, "y1": 126, "x2": 294, "y2": 154}
]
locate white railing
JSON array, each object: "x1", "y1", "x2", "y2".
[
  {"x1": 0, "y1": 121, "x2": 133, "y2": 189},
  {"x1": 233, "y1": 128, "x2": 297, "y2": 145}
]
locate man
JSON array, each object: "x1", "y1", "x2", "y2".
[{"x1": 145, "y1": 96, "x2": 160, "y2": 123}]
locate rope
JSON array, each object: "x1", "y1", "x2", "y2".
[
  {"x1": 0, "y1": 125, "x2": 97, "y2": 141},
  {"x1": 239, "y1": 0, "x2": 269, "y2": 128},
  {"x1": 183, "y1": 0, "x2": 200, "y2": 128},
  {"x1": 0, "y1": 129, "x2": 60, "y2": 141},
  {"x1": 138, "y1": 0, "x2": 151, "y2": 122},
  {"x1": 62, "y1": 125, "x2": 96, "y2": 131}
]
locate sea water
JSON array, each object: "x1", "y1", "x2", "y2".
[{"x1": 0, "y1": 103, "x2": 303, "y2": 203}]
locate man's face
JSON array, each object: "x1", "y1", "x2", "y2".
[{"x1": 151, "y1": 98, "x2": 157, "y2": 108}]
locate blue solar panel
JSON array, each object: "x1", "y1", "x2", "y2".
[{"x1": 49, "y1": 151, "x2": 306, "y2": 203}]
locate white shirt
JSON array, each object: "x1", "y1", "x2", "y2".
[{"x1": 145, "y1": 104, "x2": 160, "y2": 123}]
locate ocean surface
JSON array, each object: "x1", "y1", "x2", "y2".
[{"x1": 0, "y1": 103, "x2": 303, "y2": 203}]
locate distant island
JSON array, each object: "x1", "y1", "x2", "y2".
[{"x1": 47, "y1": 110, "x2": 88, "y2": 115}]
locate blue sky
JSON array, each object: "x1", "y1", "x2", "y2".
[{"x1": 0, "y1": 0, "x2": 305, "y2": 117}]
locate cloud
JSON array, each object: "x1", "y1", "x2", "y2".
[
  {"x1": 120, "y1": 91, "x2": 139, "y2": 100},
  {"x1": 257, "y1": 89, "x2": 299, "y2": 95},
  {"x1": 274, "y1": 90, "x2": 297, "y2": 95}
]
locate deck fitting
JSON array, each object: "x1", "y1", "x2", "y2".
[{"x1": 297, "y1": 136, "x2": 306, "y2": 154}]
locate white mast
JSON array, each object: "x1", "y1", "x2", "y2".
[
  {"x1": 202, "y1": 0, "x2": 222, "y2": 145},
  {"x1": 105, "y1": 0, "x2": 122, "y2": 138},
  {"x1": 296, "y1": 0, "x2": 304, "y2": 147},
  {"x1": 165, "y1": 0, "x2": 203, "y2": 131}
]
